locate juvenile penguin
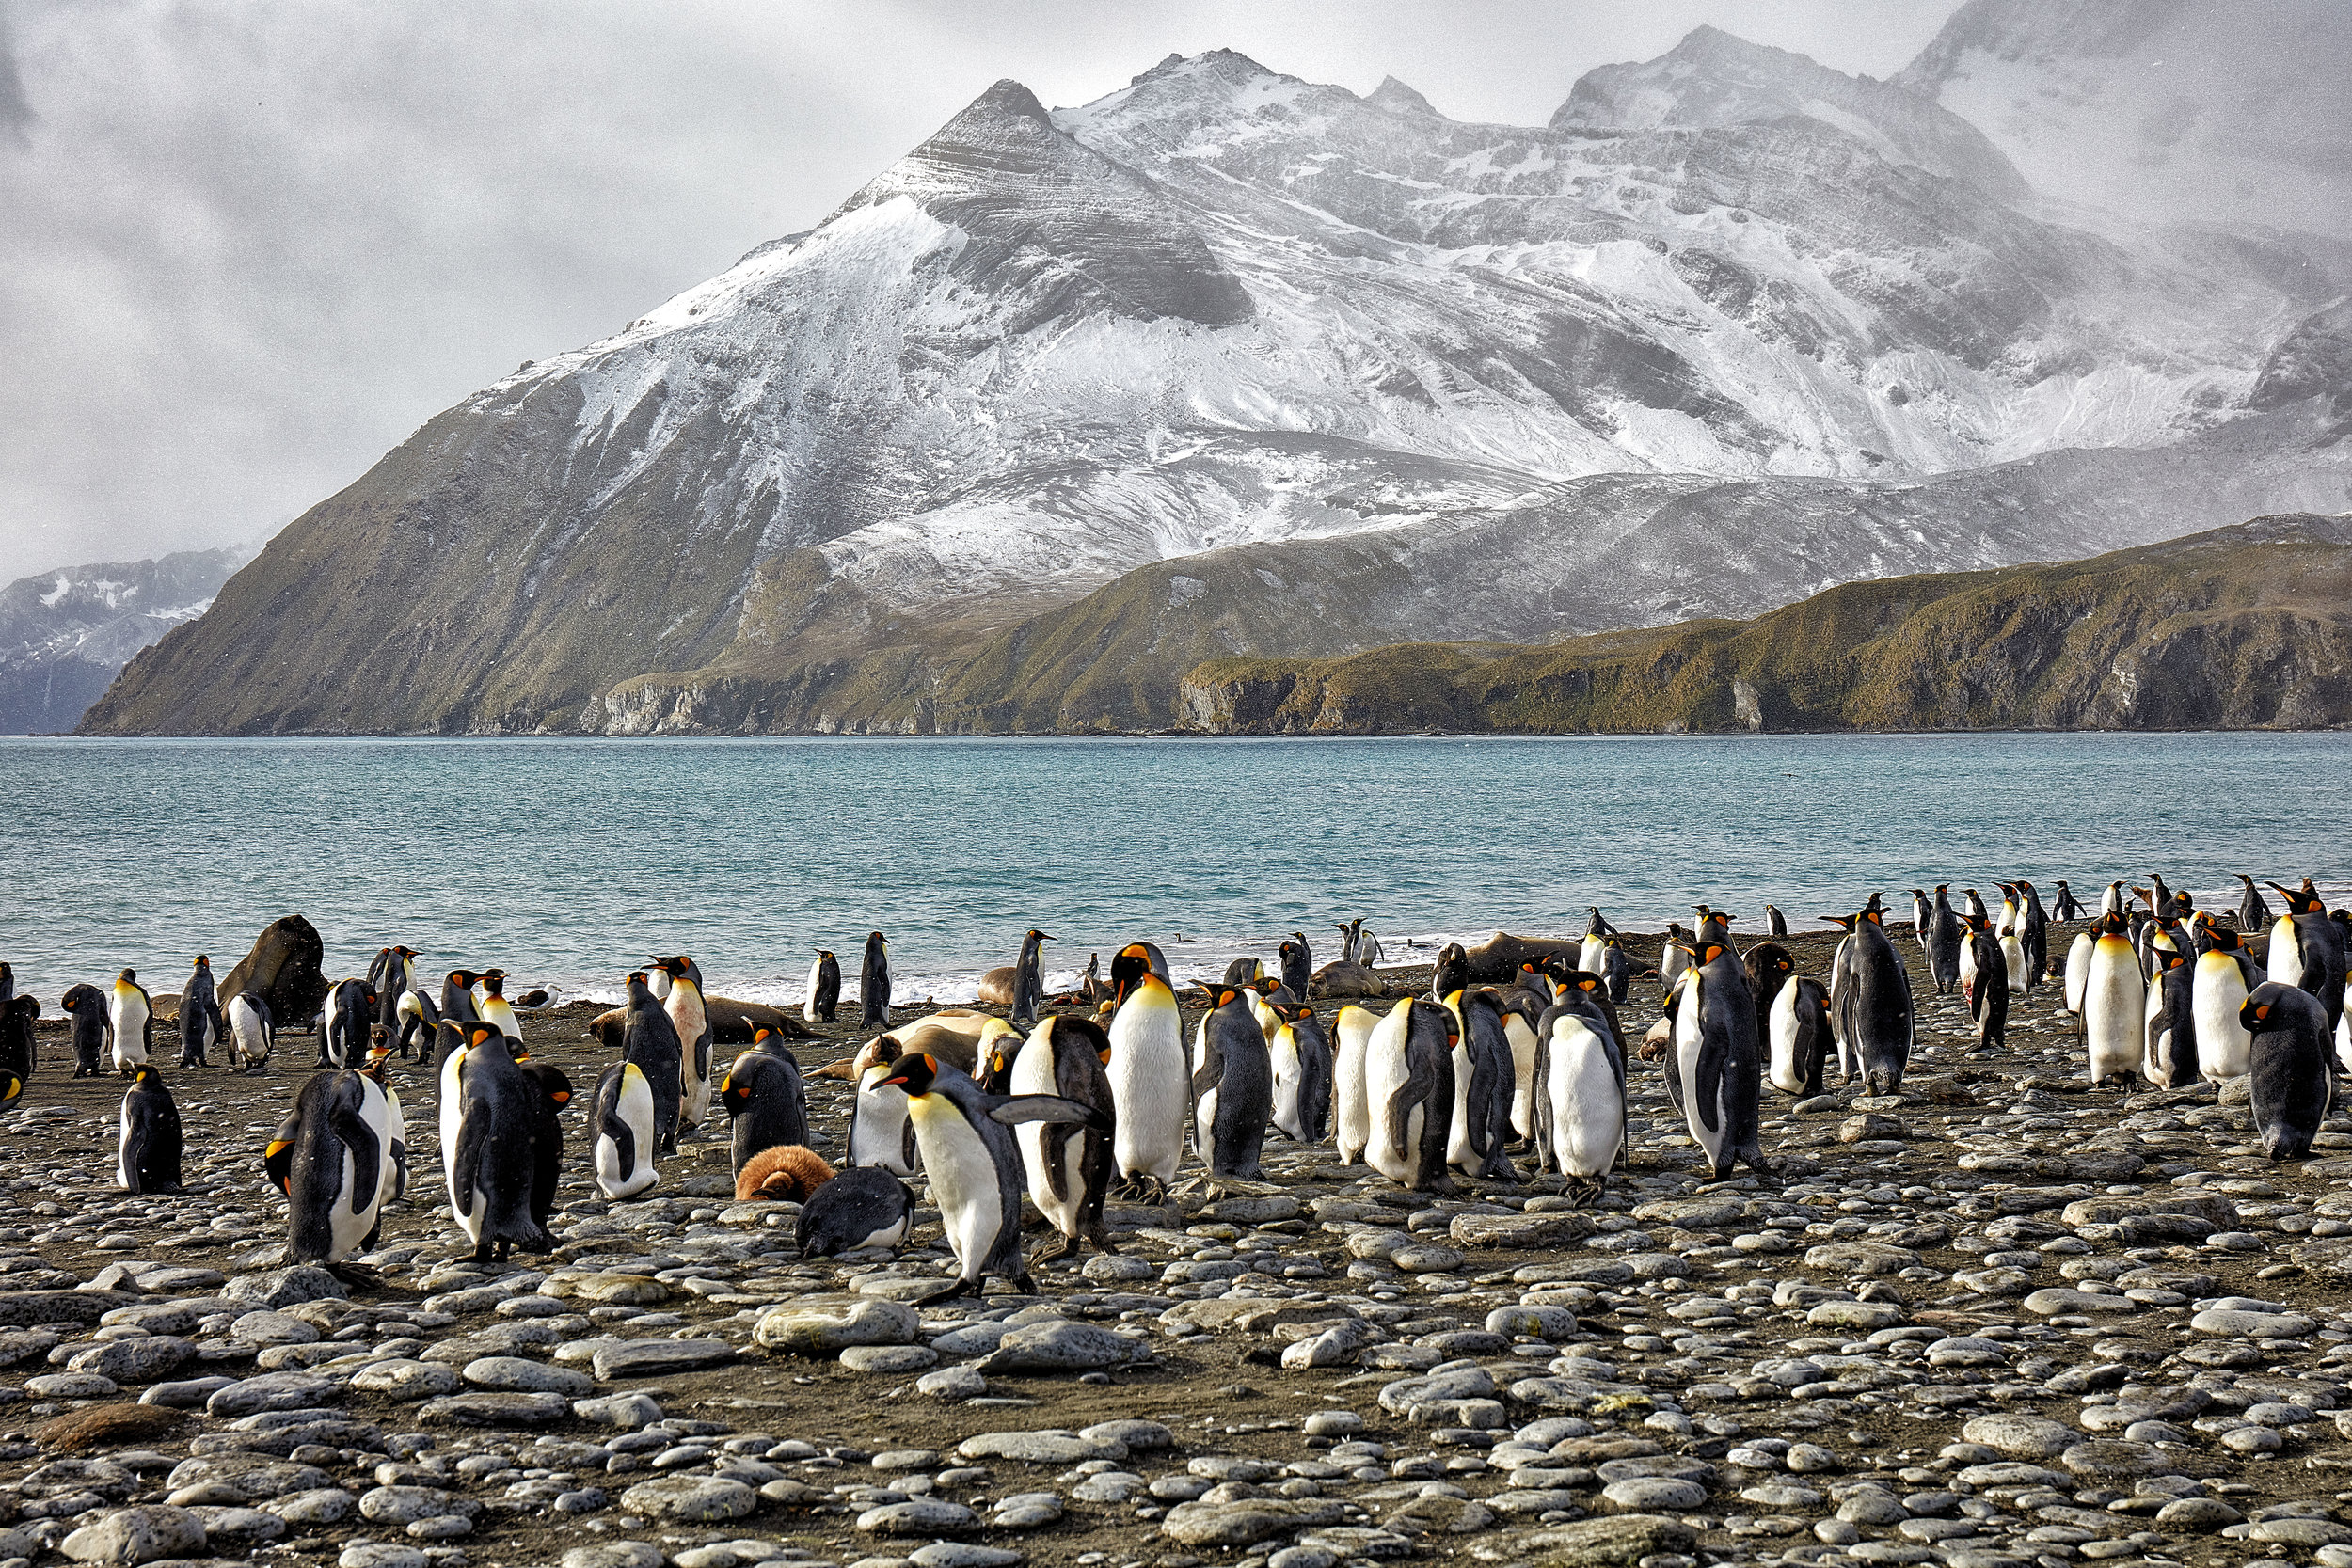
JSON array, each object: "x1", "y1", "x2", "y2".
[
  {"x1": 61, "y1": 983, "x2": 107, "y2": 1078},
  {"x1": 859, "y1": 932, "x2": 892, "y2": 1028},
  {"x1": 1104, "y1": 943, "x2": 1186, "y2": 1201},
  {"x1": 620, "y1": 971, "x2": 684, "y2": 1156},
  {"x1": 1331, "y1": 1003, "x2": 1379, "y2": 1165},
  {"x1": 446, "y1": 1023, "x2": 558, "y2": 1261},
  {"x1": 736, "y1": 1144, "x2": 834, "y2": 1202},
  {"x1": 1533, "y1": 976, "x2": 1626, "y2": 1202},
  {"x1": 593, "y1": 1060, "x2": 660, "y2": 1199},
  {"x1": 2142, "y1": 945, "x2": 2199, "y2": 1089},
  {"x1": 871, "y1": 1052, "x2": 1107, "y2": 1302},
  {"x1": 1925, "y1": 887, "x2": 1963, "y2": 995},
  {"x1": 1009, "y1": 1013, "x2": 1119, "y2": 1259},
  {"x1": 1008, "y1": 929, "x2": 1052, "y2": 1029},
  {"x1": 1962, "y1": 913, "x2": 2009, "y2": 1051},
  {"x1": 2192, "y1": 916, "x2": 2261, "y2": 1078},
  {"x1": 796, "y1": 1165, "x2": 914, "y2": 1258},
  {"x1": 1191, "y1": 982, "x2": 1274, "y2": 1180},
  {"x1": 180, "y1": 955, "x2": 222, "y2": 1069},
  {"x1": 2082, "y1": 911, "x2": 2145, "y2": 1086},
  {"x1": 804, "y1": 950, "x2": 841, "y2": 1024},
  {"x1": 320, "y1": 977, "x2": 374, "y2": 1069},
  {"x1": 2243, "y1": 982, "x2": 2334, "y2": 1161},
  {"x1": 720, "y1": 1026, "x2": 809, "y2": 1177},
  {"x1": 1362, "y1": 997, "x2": 1456, "y2": 1193},
  {"x1": 109, "y1": 969, "x2": 152, "y2": 1075},
  {"x1": 265, "y1": 1067, "x2": 391, "y2": 1263},
  {"x1": 1665, "y1": 938, "x2": 1766, "y2": 1179},
  {"x1": 118, "y1": 1064, "x2": 183, "y2": 1194},
  {"x1": 848, "y1": 1056, "x2": 920, "y2": 1177},
  {"x1": 1834, "y1": 907, "x2": 1915, "y2": 1093},
  {"x1": 1444, "y1": 988, "x2": 1518, "y2": 1181},
  {"x1": 1270, "y1": 1003, "x2": 1333, "y2": 1145},
  {"x1": 650, "y1": 956, "x2": 713, "y2": 1134}
]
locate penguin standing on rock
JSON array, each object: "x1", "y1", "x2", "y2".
[
  {"x1": 620, "y1": 971, "x2": 683, "y2": 1156},
  {"x1": 61, "y1": 984, "x2": 108, "y2": 1078},
  {"x1": 2192, "y1": 915, "x2": 2261, "y2": 1079},
  {"x1": 2082, "y1": 911, "x2": 2144, "y2": 1086},
  {"x1": 1008, "y1": 929, "x2": 1052, "y2": 1030},
  {"x1": 229, "y1": 991, "x2": 274, "y2": 1072},
  {"x1": 797, "y1": 1166, "x2": 914, "y2": 1258},
  {"x1": 870, "y1": 1052, "x2": 1108, "y2": 1303},
  {"x1": 650, "y1": 956, "x2": 713, "y2": 1134},
  {"x1": 1533, "y1": 974, "x2": 1626, "y2": 1202},
  {"x1": 1008, "y1": 1014, "x2": 1119, "y2": 1260},
  {"x1": 319, "y1": 978, "x2": 374, "y2": 1069},
  {"x1": 1191, "y1": 982, "x2": 1274, "y2": 1180},
  {"x1": 1331, "y1": 1004, "x2": 1379, "y2": 1165},
  {"x1": 593, "y1": 1060, "x2": 659, "y2": 1199},
  {"x1": 1362, "y1": 997, "x2": 1456, "y2": 1193},
  {"x1": 118, "y1": 1064, "x2": 183, "y2": 1194},
  {"x1": 719, "y1": 1025, "x2": 809, "y2": 1177},
  {"x1": 1664, "y1": 937, "x2": 1766, "y2": 1179},
  {"x1": 859, "y1": 933, "x2": 892, "y2": 1029},
  {"x1": 804, "y1": 951, "x2": 840, "y2": 1025},
  {"x1": 1104, "y1": 943, "x2": 1185, "y2": 1201},
  {"x1": 1962, "y1": 913, "x2": 2009, "y2": 1050},
  {"x1": 2244, "y1": 982, "x2": 2334, "y2": 1160},
  {"x1": 109, "y1": 969, "x2": 152, "y2": 1076},
  {"x1": 446, "y1": 1022, "x2": 558, "y2": 1261},
  {"x1": 266, "y1": 1066, "x2": 394, "y2": 1262},
  {"x1": 0, "y1": 966, "x2": 33, "y2": 1084},
  {"x1": 2051, "y1": 882, "x2": 2083, "y2": 924},
  {"x1": 1269, "y1": 1002, "x2": 1332, "y2": 1144},
  {"x1": 1925, "y1": 887, "x2": 1963, "y2": 996},
  {"x1": 181, "y1": 956, "x2": 223, "y2": 1069}
]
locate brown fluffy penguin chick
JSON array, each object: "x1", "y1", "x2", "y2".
[{"x1": 736, "y1": 1145, "x2": 835, "y2": 1203}]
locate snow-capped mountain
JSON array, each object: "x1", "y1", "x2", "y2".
[
  {"x1": 0, "y1": 547, "x2": 250, "y2": 733},
  {"x1": 82, "y1": 4, "x2": 2352, "y2": 736}
]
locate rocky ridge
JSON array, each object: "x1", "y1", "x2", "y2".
[{"x1": 0, "y1": 548, "x2": 247, "y2": 734}]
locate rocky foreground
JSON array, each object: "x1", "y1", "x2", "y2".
[{"x1": 7, "y1": 926, "x2": 2352, "y2": 1568}]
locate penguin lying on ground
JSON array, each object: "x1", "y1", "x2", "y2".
[
  {"x1": 870, "y1": 1052, "x2": 1108, "y2": 1304},
  {"x1": 797, "y1": 1165, "x2": 914, "y2": 1258},
  {"x1": 119, "y1": 1064, "x2": 183, "y2": 1194}
]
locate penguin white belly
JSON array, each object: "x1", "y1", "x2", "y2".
[
  {"x1": 849, "y1": 1067, "x2": 919, "y2": 1176},
  {"x1": 2192, "y1": 956, "x2": 2251, "y2": 1079},
  {"x1": 2338, "y1": 980, "x2": 2352, "y2": 1076},
  {"x1": 1673, "y1": 973, "x2": 1727, "y2": 1164},
  {"x1": 908, "y1": 1097, "x2": 1003, "y2": 1275},
  {"x1": 111, "y1": 996, "x2": 149, "y2": 1071},
  {"x1": 1011, "y1": 1044, "x2": 1083, "y2": 1236},
  {"x1": 2001, "y1": 931, "x2": 2027, "y2": 993},
  {"x1": 670, "y1": 987, "x2": 710, "y2": 1130},
  {"x1": 1546, "y1": 1019, "x2": 1621, "y2": 1178},
  {"x1": 803, "y1": 960, "x2": 823, "y2": 1023},
  {"x1": 1444, "y1": 1040, "x2": 1476, "y2": 1171},
  {"x1": 379, "y1": 1083, "x2": 410, "y2": 1202},
  {"x1": 1362, "y1": 1005, "x2": 1418, "y2": 1185},
  {"x1": 596, "y1": 1064, "x2": 658, "y2": 1199},
  {"x1": 438, "y1": 1047, "x2": 485, "y2": 1240},
  {"x1": 1269, "y1": 1030, "x2": 1304, "y2": 1141},
  {"x1": 1106, "y1": 993, "x2": 1184, "y2": 1184},
  {"x1": 1578, "y1": 937, "x2": 1605, "y2": 976},
  {"x1": 2083, "y1": 941, "x2": 2142, "y2": 1083},
  {"x1": 2269, "y1": 917, "x2": 2303, "y2": 987},
  {"x1": 1332, "y1": 1009, "x2": 1376, "y2": 1164},
  {"x1": 1504, "y1": 1012, "x2": 1538, "y2": 1140},
  {"x1": 2139, "y1": 975, "x2": 2168, "y2": 1085},
  {"x1": 484, "y1": 997, "x2": 521, "y2": 1040},
  {"x1": 2063, "y1": 933, "x2": 2094, "y2": 1014},
  {"x1": 117, "y1": 1102, "x2": 135, "y2": 1189},
  {"x1": 1958, "y1": 940, "x2": 1979, "y2": 997},
  {"x1": 1248, "y1": 992, "x2": 1281, "y2": 1047},
  {"x1": 1767, "y1": 981, "x2": 1806, "y2": 1095},
  {"x1": 326, "y1": 1144, "x2": 373, "y2": 1260}
]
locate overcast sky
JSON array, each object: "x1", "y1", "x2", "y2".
[{"x1": 0, "y1": 0, "x2": 1960, "y2": 577}]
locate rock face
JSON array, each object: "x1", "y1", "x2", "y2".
[
  {"x1": 1174, "y1": 513, "x2": 2352, "y2": 734},
  {"x1": 76, "y1": 21, "x2": 2352, "y2": 738},
  {"x1": 0, "y1": 547, "x2": 246, "y2": 734}
]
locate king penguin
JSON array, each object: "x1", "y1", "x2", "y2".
[
  {"x1": 1009, "y1": 1014, "x2": 1119, "y2": 1260},
  {"x1": 593, "y1": 1058, "x2": 660, "y2": 1198},
  {"x1": 2050, "y1": 882, "x2": 2082, "y2": 924},
  {"x1": 446, "y1": 1022, "x2": 558, "y2": 1261},
  {"x1": 1832, "y1": 906, "x2": 1914, "y2": 1093},
  {"x1": 1104, "y1": 943, "x2": 1185, "y2": 1201},
  {"x1": 1664, "y1": 937, "x2": 1766, "y2": 1179},
  {"x1": 2236, "y1": 874, "x2": 2271, "y2": 933},
  {"x1": 180, "y1": 955, "x2": 222, "y2": 1069},
  {"x1": 1443, "y1": 988, "x2": 1518, "y2": 1181},
  {"x1": 719, "y1": 1024, "x2": 809, "y2": 1178},
  {"x1": 266, "y1": 1065, "x2": 393, "y2": 1263},
  {"x1": 1533, "y1": 974, "x2": 1626, "y2": 1203},
  {"x1": 2192, "y1": 914, "x2": 2261, "y2": 1079},
  {"x1": 1749, "y1": 943, "x2": 1829, "y2": 1098},
  {"x1": 859, "y1": 932, "x2": 893, "y2": 1029},
  {"x1": 1269, "y1": 1002, "x2": 1332, "y2": 1145},
  {"x1": 2267, "y1": 882, "x2": 2347, "y2": 1031},
  {"x1": 228, "y1": 990, "x2": 274, "y2": 1073},
  {"x1": 1191, "y1": 981, "x2": 1274, "y2": 1180},
  {"x1": 477, "y1": 969, "x2": 522, "y2": 1040},
  {"x1": 109, "y1": 969, "x2": 152, "y2": 1076},
  {"x1": 1925, "y1": 887, "x2": 1963, "y2": 996},
  {"x1": 1362, "y1": 997, "x2": 1456, "y2": 1193},
  {"x1": 1995, "y1": 885, "x2": 2029, "y2": 994},
  {"x1": 621, "y1": 971, "x2": 684, "y2": 1156},
  {"x1": 0, "y1": 966, "x2": 33, "y2": 1085},
  {"x1": 320, "y1": 977, "x2": 373, "y2": 1069},
  {"x1": 848, "y1": 1054, "x2": 920, "y2": 1177},
  {"x1": 1278, "y1": 934, "x2": 1314, "y2": 1002},
  {"x1": 804, "y1": 950, "x2": 841, "y2": 1024},
  {"x1": 797, "y1": 1165, "x2": 915, "y2": 1258},
  {"x1": 2142, "y1": 943, "x2": 2199, "y2": 1088},
  {"x1": 1331, "y1": 1003, "x2": 1379, "y2": 1165},
  {"x1": 1008, "y1": 929, "x2": 1052, "y2": 1030},
  {"x1": 118, "y1": 1064, "x2": 183, "y2": 1194},
  {"x1": 1962, "y1": 913, "x2": 2009, "y2": 1050},
  {"x1": 2244, "y1": 982, "x2": 2334, "y2": 1160},
  {"x1": 2016, "y1": 879, "x2": 2051, "y2": 984},
  {"x1": 63, "y1": 983, "x2": 110, "y2": 1078},
  {"x1": 2082, "y1": 911, "x2": 2144, "y2": 1086},
  {"x1": 650, "y1": 956, "x2": 713, "y2": 1134},
  {"x1": 518, "y1": 1060, "x2": 572, "y2": 1229},
  {"x1": 870, "y1": 1052, "x2": 1106, "y2": 1303}
]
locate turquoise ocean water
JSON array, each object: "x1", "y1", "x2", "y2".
[{"x1": 3, "y1": 734, "x2": 2346, "y2": 1006}]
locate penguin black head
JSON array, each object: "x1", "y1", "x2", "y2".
[
  {"x1": 2243, "y1": 995, "x2": 2275, "y2": 1030},
  {"x1": 193, "y1": 956, "x2": 209, "y2": 970},
  {"x1": 2096, "y1": 910, "x2": 2130, "y2": 936},
  {"x1": 119, "y1": 968, "x2": 137, "y2": 984},
  {"x1": 447, "y1": 969, "x2": 483, "y2": 989},
  {"x1": 131, "y1": 1063, "x2": 163, "y2": 1088},
  {"x1": 264, "y1": 1129, "x2": 294, "y2": 1194},
  {"x1": 481, "y1": 970, "x2": 507, "y2": 996},
  {"x1": 1859, "y1": 908, "x2": 1884, "y2": 927},
  {"x1": 2161, "y1": 947, "x2": 2188, "y2": 971},
  {"x1": 874, "y1": 1053, "x2": 941, "y2": 1098},
  {"x1": 467, "y1": 1022, "x2": 504, "y2": 1051}
]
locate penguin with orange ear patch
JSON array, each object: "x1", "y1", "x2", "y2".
[
  {"x1": 2244, "y1": 981, "x2": 2333, "y2": 1160},
  {"x1": 1665, "y1": 933, "x2": 1765, "y2": 1180},
  {"x1": 798, "y1": 1165, "x2": 914, "y2": 1258},
  {"x1": 736, "y1": 1143, "x2": 835, "y2": 1202},
  {"x1": 721, "y1": 1025, "x2": 809, "y2": 1178},
  {"x1": 518, "y1": 1061, "x2": 573, "y2": 1228}
]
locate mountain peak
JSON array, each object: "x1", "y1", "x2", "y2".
[
  {"x1": 966, "y1": 77, "x2": 1053, "y2": 127},
  {"x1": 1364, "y1": 75, "x2": 1440, "y2": 118}
]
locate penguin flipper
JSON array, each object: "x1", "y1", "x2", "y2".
[
  {"x1": 988, "y1": 1094, "x2": 1110, "y2": 1131},
  {"x1": 330, "y1": 1079, "x2": 382, "y2": 1217}
]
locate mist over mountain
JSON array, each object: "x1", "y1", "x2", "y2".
[{"x1": 81, "y1": 1, "x2": 2352, "y2": 737}]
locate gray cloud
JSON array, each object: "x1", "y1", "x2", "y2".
[{"x1": 0, "y1": 0, "x2": 1958, "y2": 576}]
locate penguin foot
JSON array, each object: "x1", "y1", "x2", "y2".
[
  {"x1": 328, "y1": 1262, "x2": 383, "y2": 1289},
  {"x1": 1029, "y1": 1235, "x2": 1080, "y2": 1265},
  {"x1": 908, "y1": 1278, "x2": 972, "y2": 1307}
]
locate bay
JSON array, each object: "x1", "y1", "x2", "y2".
[{"x1": 1, "y1": 732, "x2": 2345, "y2": 1006}]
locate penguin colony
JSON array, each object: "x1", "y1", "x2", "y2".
[{"x1": 1, "y1": 871, "x2": 2341, "y2": 1307}]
